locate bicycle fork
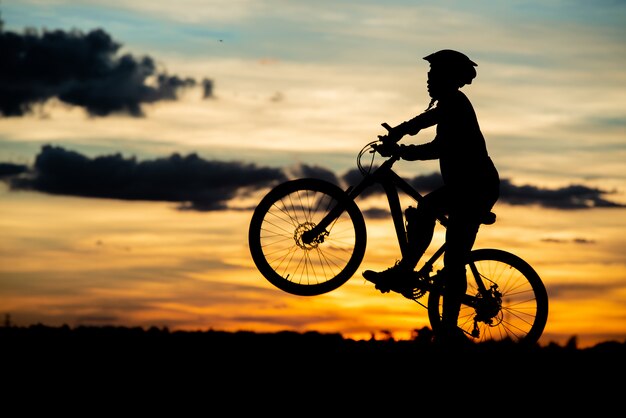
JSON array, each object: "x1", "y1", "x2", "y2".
[{"x1": 300, "y1": 184, "x2": 361, "y2": 246}]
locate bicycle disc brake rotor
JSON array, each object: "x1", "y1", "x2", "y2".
[{"x1": 294, "y1": 222, "x2": 327, "y2": 250}]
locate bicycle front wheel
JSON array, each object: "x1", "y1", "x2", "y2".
[
  {"x1": 427, "y1": 249, "x2": 549, "y2": 345},
  {"x1": 249, "y1": 178, "x2": 367, "y2": 296}
]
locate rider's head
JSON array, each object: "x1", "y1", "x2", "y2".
[{"x1": 423, "y1": 49, "x2": 477, "y2": 101}]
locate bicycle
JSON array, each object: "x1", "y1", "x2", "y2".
[{"x1": 248, "y1": 123, "x2": 549, "y2": 345}]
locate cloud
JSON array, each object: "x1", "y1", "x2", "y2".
[
  {"x1": 409, "y1": 173, "x2": 445, "y2": 192},
  {"x1": 5, "y1": 145, "x2": 286, "y2": 210},
  {"x1": 341, "y1": 170, "x2": 444, "y2": 198},
  {"x1": 344, "y1": 170, "x2": 623, "y2": 210},
  {"x1": 499, "y1": 179, "x2": 624, "y2": 209},
  {"x1": 342, "y1": 168, "x2": 384, "y2": 197},
  {"x1": 0, "y1": 162, "x2": 28, "y2": 177},
  {"x1": 286, "y1": 163, "x2": 338, "y2": 185},
  {"x1": 202, "y1": 78, "x2": 214, "y2": 99},
  {"x1": 362, "y1": 207, "x2": 390, "y2": 219},
  {"x1": 0, "y1": 27, "x2": 200, "y2": 117},
  {"x1": 546, "y1": 281, "x2": 623, "y2": 300},
  {"x1": 541, "y1": 237, "x2": 596, "y2": 244},
  {"x1": 1, "y1": 147, "x2": 623, "y2": 211}
]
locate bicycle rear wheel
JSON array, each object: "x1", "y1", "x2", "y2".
[
  {"x1": 249, "y1": 178, "x2": 367, "y2": 296},
  {"x1": 427, "y1": 249, "x2": 548, "y2": 345}
]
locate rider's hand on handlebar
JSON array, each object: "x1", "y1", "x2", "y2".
[
  {"x1": 372, "y1": 140, "x2": 400, "y2": 157},
  {"x1": 380, "y1": 122, "x2": 405, "y2": 144},
  {"x1": 374, "y1": 121, "x2": 406, "y2": 157}
]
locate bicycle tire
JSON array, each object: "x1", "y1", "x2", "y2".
[
  {"x1": 427, "y1": 249, "x2": 548, "y2": 345},
  {"x1": 249, "y1": 178, "x2": 367, "y2": 296}
]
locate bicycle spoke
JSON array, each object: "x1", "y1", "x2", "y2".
[
  {"x1": 260, "y1": 218, "x2": 295, "y2": 239},
  {"x1": 272, "y1": 199, "x2": 299, "y2": 227},
  {"x1": 314, "y1": 246, "x2": 349, "y2": 271},
  {"x1": 267, "y1": 244, "x2": 299, "y2": 273}
]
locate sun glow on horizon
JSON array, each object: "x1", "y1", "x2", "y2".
[{"x1": 1, "y1": 185, "x2": 625, "y2": 348}]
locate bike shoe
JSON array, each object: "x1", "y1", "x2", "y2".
[{"x1": 362, "y1": 263, "x2": 408, "y2": 294}]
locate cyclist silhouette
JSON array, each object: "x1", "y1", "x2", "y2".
[{"x1": 363, "y1": 49, "x2": 500, "y2": 344}]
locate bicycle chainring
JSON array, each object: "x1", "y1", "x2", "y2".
[
  {"x1": 402, "y1": 272, "x2": 432, "y2": 301},
  {"x1": 403, "y1": 287, "x2": 427, "y2": 301}
]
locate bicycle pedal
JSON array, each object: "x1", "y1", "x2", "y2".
[{"x1": 375, "y1": 284, "x2": 391, "y2": 294}]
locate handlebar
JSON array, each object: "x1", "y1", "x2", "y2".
[
  {"x1": 356, "y1": 122, "x2": 402, "y2": 175},
  {"x1": 378, "y1": 122, "x2": 402, "y2": 145},
  {"x1": 374, "y1": 122, "x2": 402, "y2": 153}
]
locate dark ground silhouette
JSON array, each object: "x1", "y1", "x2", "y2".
[
  {"x1": 3, "y1": 324, "x2": 624, "y2": 370},
  {"x1": 2, "y1": 324, "x2": 623, "y2": 410}
]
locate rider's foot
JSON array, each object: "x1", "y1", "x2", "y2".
[{"x1": 362, "y1": 262, "x2": 410, "y2": 294}]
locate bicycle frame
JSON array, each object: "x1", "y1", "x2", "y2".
[
  {"x1": 303, "y1": 150, "x2": 498, "y2": 305},
  {"x1": 303, "y1": 152, "x2": 447, "y2": 263}
]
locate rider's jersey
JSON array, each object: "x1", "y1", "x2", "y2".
[{"x1": 400, "y1": 90, "x2": 499, "y2": 196}]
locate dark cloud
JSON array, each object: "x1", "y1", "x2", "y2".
[
  {"x1": 5, "y1": 145, "x2": 286, "y2": 210},
  {"x1": 499, "y1": 179, "x2": 624, "y2": 209},
  {"x1": 546, "y1": 281, "x2": 622, "y2": 300},
  {"x1": 342, "y1": 168, "x2": 385, "y2": 197},
  {"x1": 343, "y1": 169, "x2": 623, "y2": 210},
  {"x1": 0, "y1": 162, "x2": 28, "y2": 177},
  {"x1": 342, "y1": 170, "x2": 444, "y2": 198},
  {"x1": 362, "y1": 207, "x2": 390, "y2": 219},
  {"x1": 541, "y1": 237, "x2": 596, "y2": 244},
  {"x1": 76, "y1": 315, "x2": 120, "y2": 324},
  {"x1": 288, "y1": 164, "x2": 338, "y2": 185},
  {"x1": 409, "y1": 172, "x2": 445, "y2": 192},
  {"x1": 0, "y1": 27, "x2": 202, "y2": 117},
  {"x1": 202, "y1": 78, "x2": 214, "y2": 99},
  {"x1": 1, "y1": 149, "x2": 623, "y2": 211}
]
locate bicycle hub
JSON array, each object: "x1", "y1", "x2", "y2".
[{"x1": 296, "y1": 222, "x2": 327, "y2": 249}]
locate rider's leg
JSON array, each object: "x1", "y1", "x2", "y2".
[
  {"x1": 362, "y1": 188, "x2": 448, "y2": 292},
  {"x1": 439, "y1": 185, "x2": 499, "y2": 338},
  {"x1": 401, "y1": 188, "x2": 448, "y2": 270},
  {"x1": 439, "y1": 215, "x2": 480, "y2": 335}
]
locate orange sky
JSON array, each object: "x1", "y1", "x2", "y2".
[
  {"x1": 2, "y1": 184, "x2": 625, "y2": 348},
  {"x1": 1, "y1": 1, "x2": 625, "y2": 348}
]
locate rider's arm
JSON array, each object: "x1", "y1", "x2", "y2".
[
  {"x1": 394, "y1": 107, "x2": 440, "y2": 137},
  {"x1": 399, "y1": 137, "x2": 440, "y2": 161},
  {"x1": 391, "y1": 107, "x2": 440, "y2": 160}
]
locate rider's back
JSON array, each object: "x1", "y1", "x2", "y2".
[{"x1": 435, "y1": 90, "x2": 495, "y2": 190}]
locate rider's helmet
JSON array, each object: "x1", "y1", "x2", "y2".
[{"x1": 423, "y1": 49, "x2": 477, "y2": 87}]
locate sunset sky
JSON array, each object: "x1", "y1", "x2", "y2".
[{"x1": 1, "y1": 0, "x2": 625, "y2": 348}]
